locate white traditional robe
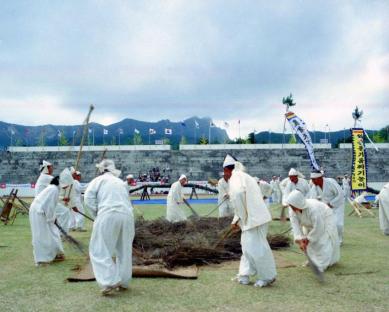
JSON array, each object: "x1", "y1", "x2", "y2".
[
  {"x1": 35, "y1": 173, "x2": 54, "y2": 196},
  {"x1": 281, "y1": 178, "x2": 310, "y2": 206},
  {"x1": 166, "y1": 181, "x2": 187, "y2": 222},
  {"x1": 290, "y1": 199, "x2": 340, "y2": 272},
  {"x1": 84, "y1": 172, "x2": 135, "y2": 289},
  {"x1": 29, "y1": 184, "x2": 64, "y2": 265},
  {"x1": 70, "y1": 180, "x2": 85, "y2": 230},
  {"x1": 309, "y1": 178, "x2": 345, "y2": 243},
  {"x1": 342, "y1": 177, "x2": 351, "y2": 199},
  {"x1": 217, "y1": 178, "x2": 233, "y2": 217},
  {"x1": 270, "y1": 178, "x2": 282, "y2": 204},
  {"x1": 229, "y1": 170, "x2": 277, "y2": 282},
  {"x1": 377, "y1": 183, "x2": 389, "y2": 235},
  {"x1": 56, "y1": 184, "x2": 77, "y2": 233}
]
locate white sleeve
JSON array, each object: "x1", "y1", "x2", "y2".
[
  {"x1": 289, "y1": 208, "x2": 304, "y2": 241},
  {"x1": 42, "y1": 188, "x2": 58, "y2": 223},
  {"x1": 306, "y1": 209, "x2": 326, "y2": 243},
  {"x1": 84, "y1": 180, "x2": 99, "y2": 218},
  {"x1": 329, "y1": 180, "x2": 344, "y2": 207}
]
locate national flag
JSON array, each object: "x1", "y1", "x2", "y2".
[
  {"x1": 165, "y1": 128, "x2": 172, "y2": 135},
  {"x1": 72, "y1": 130, "x2": 76, "y2": 135},
  {"x1": 0, "y1": 183, "x2": 6, "y2": 189},
  {"x1": 57, "y1": 130, "x2": 61, "y2": 137},
  {"x1": 118, "y1": 128, "x2": 123, "y2": 135},
  {"x1": 10, "y1": 129, "x2": 15, "y2": 135},
  {"x1": 210, "y1": 121, "x2": 215, "y2": 128},
  {"x1": 194, "y1": 120, "x2": 199, "y2": 129},
  {"x1": 134, "y1": 128, "x2": 140, "y2": 134},
  {"x1": 149, "y1": 128, "x2": 156, "y2": 135},
  {"x1": 103, "y1": 129, "x2": 108, "y2": 135}
]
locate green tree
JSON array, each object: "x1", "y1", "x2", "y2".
[
  {"x1": 38, "y1": 132, "x2": 46, "y2": 146},
  {"x1": 199, "y1": 136, "x2": 208, "y2": 145},
  {"x1": 248, "y1": 132, "x2": 255, "y2": 144},
  {"x1": 133, "y1": 133, "x2": 143, "y2": 145},
  {"x1": 59, "y1": 132, "x2": 69, "y2": 146},
  {"x1": 180, "y1": 136, "x2": 188, "y2": 145},
  {"x1": 289, "y1": 134, "x2": 297, "y2": 144},
  {"x1": 372, "y1": 132, "x2": 385, "y2": 143}
]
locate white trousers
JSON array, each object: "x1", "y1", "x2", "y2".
[
  {"x1": 89, "y1": 211, "x2": 134, "y2": 289},
  {"x1": 238, "y1": 224, "x2": 277, "y2": 281},
  {"x1": 29, "y1": 211, "x2": 64, "y2": 264},
  {"x1": 333, "y1": 204, "x2": 345, "y2": 243}
]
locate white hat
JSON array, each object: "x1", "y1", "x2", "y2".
[
  {"x1": 40, "y1": 160, "x2": 52, "y2": 174},
  {"x1": 59, "y1": 168, "x2": 74, "y2": 187},
  {"x1": 288, "y1": 168, "x2": 299, "y2": 176},
  {"x1": 126, "y1": 174, "x2": 134, "y2": 179},
  {"x1": 179, "y1": 174, "x2": 187, "y2": 181},
  {"x1": 259, "y1": 180, "x2": 273, "y2": 198},
  {"x1": 310, "y1": 171, "x2": 323, "y2": 179},
  {"x1": 96, "y1": 159, "x2": 121, "y2": 177},
  {"x1": 223, "y1": 154, "x2": 236, "y2": 168},
  {"x1": 287, "y1": 190, "x2": 308, "y2": 209}
]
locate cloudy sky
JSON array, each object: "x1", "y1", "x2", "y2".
[{"x1": 0, "y1": 0, "x2": 388, "y2": 138}]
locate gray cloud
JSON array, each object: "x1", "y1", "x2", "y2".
[{"x1": 0, "y1": 0, "x2": 388, "y2": 137}]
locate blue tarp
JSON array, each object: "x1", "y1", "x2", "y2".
[{"x1": 132, "y1": 198, "x2": 218, "y2": 205}]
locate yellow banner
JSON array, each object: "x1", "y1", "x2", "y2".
[{"x1": 351, "y1": 129, "x2": 367, "y2": 191}]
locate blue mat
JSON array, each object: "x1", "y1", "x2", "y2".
[{"x1": 132, "y1": 198, "x2": 218, "y2": 205}]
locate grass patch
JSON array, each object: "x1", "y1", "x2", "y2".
[{"x1": 0, "y1": 198, "x2": 388, "y2": 312}]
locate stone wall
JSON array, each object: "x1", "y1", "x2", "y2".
[{"x1": 1, "y1": 148, "x2": 388, "y2": 183}]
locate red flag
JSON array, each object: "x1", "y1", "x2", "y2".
[{"x1": 0, "y1": 183, "x2": 6, "y2": 189}]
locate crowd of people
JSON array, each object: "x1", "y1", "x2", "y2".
[
  {"x1": 137, "y1": 167, "x2": 170, "y2": 183},
  {"x1": 27, "y1": 156, "x2": 389, "y2": 296}
]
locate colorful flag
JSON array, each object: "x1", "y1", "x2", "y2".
[
  {"x1": 165, "y1": 128, "x2": 172, "y2": 135},
  {"x1": 194, "y1": 120, "x2": 199, "y2": 129},
  {"x1": 103, "y1": 129, "x2": 108, "y2": 135},
  {"x1": 118, "y1": 128, "x2": 123, "y2": 135},
  {"x1": 57, "y1": 130, "x2": 61, "y2": 137},
  {"x1": 149, "y1": 128, "x2": 156, "y2": 135},
  {"x1": 134, "y1": 128, "x2": 140, "y2": 134},
  {"x1": 286, "y1": 111, "x2": 320, "y2": 171}
]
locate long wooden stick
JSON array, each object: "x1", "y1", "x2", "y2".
[
  {"x1": 65, "y1": 105, "x2": 94, "y2": 202},
  {"x1": 183, "y1": 198, "x2": 199, "y2": 218}
]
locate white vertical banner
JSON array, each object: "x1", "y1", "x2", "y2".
[{"x1": 286, "y1": 111, "x2": 321, "y2": 171}]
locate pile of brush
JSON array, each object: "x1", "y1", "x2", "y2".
[{"x1": 133, "y1": 217, "x2": 290, "y2": 268}]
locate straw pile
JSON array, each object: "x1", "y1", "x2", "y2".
[{"x1": 133, "y1": 217, "x2": 290, "y2": 268}]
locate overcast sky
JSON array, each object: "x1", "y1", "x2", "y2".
[{"x1": 0, "y1": 0, "x2": 388, "y2": 138}]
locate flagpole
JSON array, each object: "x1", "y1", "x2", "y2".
[
  {"x1": 148, "y1": 132, "x2": 151, "y2": 145},
  {"x1": 208, "y1": 123, "x2": 211, "y2": 144},
  {"x1": 93, "y1": 129, "x2": 95, "y2": 146},
  {"x1": 119, "y1": 133, "x2": 121, "y2": 145}
]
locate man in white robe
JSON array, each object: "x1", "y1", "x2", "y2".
[
  {"x1": 270, "y1": 176, "x2": 282, "y2": 204},
  {"x1": 377, "y1": 183, "x2": 389, "y2": 235},
  {"x1": 55, "y1": 168, "x2": 75, "y2": 234},
  {"x1": 69, "y1": 167, "x2": 86, "y2": 231},
  {"x1": 84, "y1": 159, "x2": 135, "y2": 295},
  {"x1": 287, "y1": 190, "x2": 340, "y2": 272},
  {"x1": 258, "y1": 179, "x2": 273, "y2": 209},
  {"x1": 166, "y1": 175, "x2": 188, "y2": 222},
  {"x1": 223, "y1": 155, "x2": 277, "y2": 287},
  {"x1": 35, "y1": 160, "x2": 54, "y2": 196},
  {"x1": 217, "y1": 174, "x2": 233, "y2": 217},
  {"x1": 342, "y1": 175, "x2": 351, "y2": 199},
  {"x1": 280, "y1": 168, "x2": 310, "y2": 206},
  {"x1": 29, "y1": 172, "x2": 73, "y2": 266},
  {"x1": 309, "y1": 171, "x2": 345, "y2": 244},
  {"x1": 123, "y1": 174, "x2": 135, "y2": 193}
]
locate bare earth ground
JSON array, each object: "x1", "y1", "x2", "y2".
[{"x1": 0, "y1": 199, "x2": 388, "y2": 312}]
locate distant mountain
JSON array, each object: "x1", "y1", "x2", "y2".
[
  {"x1": 0, "y1": 117, "x2": 229, "y2": 148},
  {"x1": 253, "y1": 129, "x2": 376, "y2": 145}
]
